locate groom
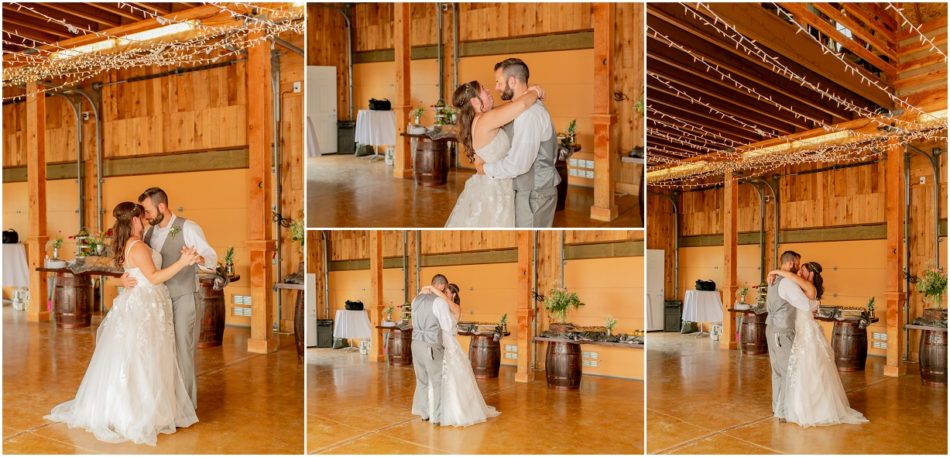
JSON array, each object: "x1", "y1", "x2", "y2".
[
  {"x1": 410, "y1": 274, "x2": 454, "y2": 425},
  {"x1": 122, "y1": 187, "x2": 217, "y2": 409},
  {"x1": 474, "y1": 57, "x2": 559, "y2": 228},
  {"x1": 765, "y1": 250, "x2": 814, "y2": 420}
]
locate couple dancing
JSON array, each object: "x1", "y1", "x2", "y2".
[
  {"x1": 445, "y1": 57, "x2": 559, "y2": 228},
  {"x1": 764, "y1": 251, "x2": 869, "y2": 428},
  {"x1": 409, "y1": 275, "x2": 500, "y2": 427},
  {"x1": 45, "y1": 188, "x2": 218, "y2": 446}
]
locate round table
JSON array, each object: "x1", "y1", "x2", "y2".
[
  {"x1": 683, "y1": 289, "x2": 724, "y2": 335},
  {"x1": 3, "y1": 244, "x2": 29, "y2": 310},
  {"x1": 334, "y1": 309, "x2": 373, "y2": 340},
  {"x1": 355, "y1": 109, "x2": 396, "y2": 160}
]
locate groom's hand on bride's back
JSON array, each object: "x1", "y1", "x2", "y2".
[{"x1": 120, "y1": 273, "x2": 138, "y2": 289}]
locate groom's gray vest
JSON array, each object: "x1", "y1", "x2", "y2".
[
  {"x1": 411, "y1": 293, "x2": 442, "y2": 345},
  {"x1": 765, "y1": 277, "x2": 796, "y2": 330},
  {"x1": 144, "y1": 217, "x2": 197, "y2": 299},
  {"x1": 503, "y1": 106, "x2": 560, "y2": 194}
]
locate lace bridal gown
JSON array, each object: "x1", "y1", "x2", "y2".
[
  {"x1": 781, "y1": 300, "x2": 869, "y2": 427},
  {"x1": 439, "y1": 312, "x2": 501, "y2": 426},
  {"x1": 445, "y1": 126, "x2": 516, "y2": 227},
  {"x1": 46, "y1": 240, "x2": 198, "y2": 446}
]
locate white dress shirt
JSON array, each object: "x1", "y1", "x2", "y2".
[
  {"x1": 147, "y1": 214, "x2": 218, "y2": 270},
  {"x1": 483, "y1": 101, "x2": 554, "y2": 179},
  {"x1": 778, "y1": 278, "x2": 817, "y2": 312}
]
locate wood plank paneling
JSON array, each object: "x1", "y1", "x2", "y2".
[{"x1": 307, "y1": 3, "x2": 352, "y2": 121}]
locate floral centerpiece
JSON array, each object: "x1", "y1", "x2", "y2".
[{"x1": 916, "y1": 268, "x2": 947, "y2": 310}]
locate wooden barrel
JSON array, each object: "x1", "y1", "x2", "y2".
[
  {"x1": 387, "y1": 328, "x2": 413, "y2": 366},
  {"x1": 469, "y1": 334, "x2": 501, "y2": 378},
  {"x1": 555, "y1": 159, "x2": 568, "y2": 211},
  {"x1": 53, "y1": 273, "x2": 91, "y2": 328},
  {"x1": 197, "y1": 279, "x2": 225, "y2": 348},
  {"x1": 919, "y1": 329, "x2": 948, "y2": 385},
  {"x1": 414, "y1": 138, "x2": 449, "y2": 186},
  {"x1": 739, "y1": 312, "x2": 768, "y2": 355},
  {"x1": 831, "y1": 320, "x2": 868, "y2": 371},
  {"x1": 294, "y1": 290, "x2": 304, "y2": 362},
  {"x1": 545, "y1": 341, "x2": 582, "y2": 389}
]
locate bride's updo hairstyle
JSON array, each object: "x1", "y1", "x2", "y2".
[
  {"x1": 802, "y1": 262, "x2": 824, "y2": 300},
  {"x1": 452, "y1": 80, "x2": 483, "y2": 163},
  {"x1": 447, "y1": 283, "x2": 461, "y2": 306},
  {"x1": 112, "y1": 202, "x2": 145, "y2": 269}
]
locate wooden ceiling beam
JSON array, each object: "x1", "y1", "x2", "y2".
[
  {"x1": 648, "y1": 5, "x2": 860, "y2": 122},
  {"x1": 646, "y1": 100, "x2": 763, "y2": 143},
  {"x1": 86, "y1": 3, "x2": 145, "y2": 22},
  {"x1": 780, "y1": 3, "x2": 897, "y2": 80},
  {"x1": 649, "y1": 84, "x2": 796, "y2": 136},
  {"x1": 841, "y1": 3, "x2": 898, "y2": 45},
  {"x1": 704, "y1": 2, "x2": 895, "y2": 109},
  {"x1": 647, "y1": 46, "x2": 832, "y2": 129},
  {"x1": 1, "y1": 13, "x2": 74, "y2": 40},
  {"x1": 2, "y1": 3, "x2": 103, "y2": 34},
  {"x1": 646, "y1": 137, "x2": 707, "y2": 157},
  {"x1": 812, "y1": 2, "x2": 896, "y2": 59},
  {"x1": 36, "y1": 2, "x2": 122, "y2": 29}
]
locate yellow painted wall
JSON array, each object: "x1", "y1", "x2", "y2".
[
  {"x1": 352, "y1": 49, "x2": 597, "y2": 185},
  {"x1": 326, "y1": 255, "x2": 643, "y2": 380},
  {"x1": 676, "y1": 240, "x2": 888, "y2": 357}
]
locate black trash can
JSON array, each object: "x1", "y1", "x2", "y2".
[
  {"x1": 337, "y1": 121, "x2": 355, "y2": 155},
  {"x1": 664, "y1": 300, "x2": 683, "y2": 332},
  {"x1": 316, "y1": 319, "x2": 334, "y2": 348}
]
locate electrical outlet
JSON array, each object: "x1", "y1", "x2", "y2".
[
  {"x1": 232, "y1": 294, "x2": 243, "y2": 304},
  {"x1": 582, "y1": 360, "x2": 591, "y2": 367},
  {"x1": 920, "y1": 176, "x2": 926, "y2": 185},
  {"x1": 82, "y1": 112, "x2": 90, "y2": 121},
  {"x1": 244, "y1": 295, "x2": 252, "y2": 305},
  {"x1": 879, "y1": 333, "x2": 887, "y2": 341},
  {"x1": 582, "y1": 351, "x2": 590, "y2": 358},
  {"x1": 590, "y1": 352, "x2": 599, "y2": 359},
  {"x1": 589, "y1": 360, "x2": 598, "y2": 367},
  {"x1": 293, "y1": 81, "x2": 302, "y2": 93}
]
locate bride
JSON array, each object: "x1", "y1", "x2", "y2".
[
  {"x1": 445, "y1": 80, "x2": 544, "y2": 227},
  {"x1": 421, "y1": 283, "x2": 501, "y2": 426},
  {"x1": 45, "y1": 202, "x2": 200, "y2": 445},
  {"x1": 768, "y1": 262, "x2": 869, "y2": 428}
]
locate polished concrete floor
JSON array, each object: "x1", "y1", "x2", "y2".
[
  {"x1": 307, "y1": 348, "x2": 644, "y2": 454},
  {"x1": 2, "y1": 306, "x2": 304, "y2": 454},
  {"x1": 307, "y1": 154, "x2": 643, "y2": 228},
  {"x1": 646, "y1": 332, "x2": 948, "y2": 454}
]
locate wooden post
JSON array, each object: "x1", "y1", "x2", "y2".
[
  {"x1": 26, "y1": 81, "x2": 49, "y2": 322},
  {"x1": 536, "y1": 231, "x2": 564, "y2": 371},
  {"x1": 884, "y1": 136, "x2": 906, "y2": 377},
  {"x1": 721, "y1": 171, "x2": 738, "y2": 350},
  {"x1": 515, "y1": 231, "x2": 535, "y2": 383},
  {"x1": 307, "y1": 231, "x2": 327, "y2": 319},
  {"x1": 405, "y1": 230, "x2": 419, "y2": 308},
  {"x1": 591, "y1": 3, "x2": 618, "y2": 221},
  {"x1": 369, "y1": 231, "x2": 384, "y2": 362},
  {"x1": 392, "y1": 3, "x2": 413, "y2": 179},
  {"x1": 246, "y1": 31, "x2": 277, "y2": 354}
]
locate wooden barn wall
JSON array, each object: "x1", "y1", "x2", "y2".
[
  {"x1": 616, "y1": 2, "x2": 645, "y2": 192},
  {"x1": 307, "y1": 3, "x2": 353, "y2": 121},
  {"x1": 895, "y1": 14, "x2": 948, "y2": 112}
]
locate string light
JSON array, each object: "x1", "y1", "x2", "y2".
[
  {"x1": 1, "y1": 2, "x2": 304, "y2": 101},
  {"x1": 886, "y1": 2, "x2": 948, "y2": 62}
]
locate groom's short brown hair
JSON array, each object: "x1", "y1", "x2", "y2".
[
  {"x1": 138, "y1": 187, "x2": 168, "y2": 207},
  {"x1": 431, "y1": 274, "x2": 448, "y2": 286},
  {"x1": 494, "y1": 58, "x2": 529, "y2": 84},
  {"x1": 780, "y1": 250, "x2": 801, "y2": 265}
]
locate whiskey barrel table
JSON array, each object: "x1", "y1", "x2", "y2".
[
  {"x1": 377, "y1": 325, "x2": 413, "y2": 366},
  {"x1": 817, "y1": 315, "x2": 878, "y2": 371},
  {"x1": 730, "y1": 308, "x2": 768, "y2": 355},
  {"x1": 38, "y1": 267, "x2": 123, "y2": 329},
  {"x1": 197, "y1": 274, "x2": 240, "y2": 348},
  {"x1": 459, "y1": 330, "x2": 510, "y2": 378},
  {"x1": 907, "y1": 324, "x2": 948, "y2": 386},
  {"x1": 403, "y1": 132, "x2": 456, "y2": 187},
  {"x1": 275, "y1": 282, "x2": 306, "y2": 362},
  {"x1": 534, "y1": 337, "x2": 645, "y2": 390}
]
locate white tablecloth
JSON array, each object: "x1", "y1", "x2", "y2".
[
  {"x1": 2, "y1": 244, "x2": 29, "y2": 288},
  {"x1": 683, "y1": 289, "x2": 723, "y2": 323},
  {"x1": 355, "y1": 109, "x2": 396, "y2": 147},
  {"x1": 334, "y1": 309, "x2": 373, "y2": 340}
]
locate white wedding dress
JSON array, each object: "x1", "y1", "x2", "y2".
[
  {"x1": 45, "y1": 240, "x2": 198, "y2": 446},
  {"x1": 445, "y1": 125, "x2": 515, "y2": 227},
  {"x1": 781, "y1": 300, "x2": 869, "y2": 427},
  {"x1": 439, "y1": 313, "x2": 501, "y2": 426}
]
